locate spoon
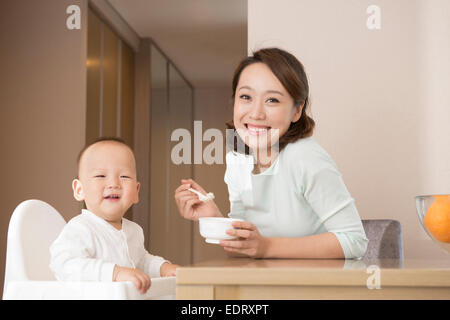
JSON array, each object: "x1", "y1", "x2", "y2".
[{"x1": 188, "y1": 188, "x2": 215, "y2": 202}]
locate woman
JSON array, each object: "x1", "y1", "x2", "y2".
[{"x1": 174, "y1": 48, "x2": 368, "y2": 259}]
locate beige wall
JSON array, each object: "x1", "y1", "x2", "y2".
[
  {"x1": 248, "y1": 0, "x2": 449, "y2": 259},
  {"x1": 417, "y1": 0, "x2": 450, "y2": 195},
  {"x1": 0, "y1": 0, "x2": 88, "y2": 296}
]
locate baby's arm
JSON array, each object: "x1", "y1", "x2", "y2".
[
  {"x1": 136, "y1": 250, "x2": 172, "y2": 277},
  {"x1": 50, "y1": 223, "x2": 151, "y2": 293},
  {"x1": 113, "y1": 265, "x2": 151, "y2": 294},
  {"x1": 160, "y1": 261, "x2": 180, "y2": 277},
  {"x1": 49, "y1": 223, "x2": 115, "y2": 281},
  {"x1": 132, "y1": 223, "x2": 178, "y2": 277}
]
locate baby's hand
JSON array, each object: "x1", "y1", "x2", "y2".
[
  {"x1": 113, "y1": 265, "x2": 151, "y2": 294},
  {"x1": 160, "y1": 262, "x2": 180, "y2": 277}
]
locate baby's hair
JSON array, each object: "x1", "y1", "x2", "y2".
[{"x1": 76, "y1": 137, "x2": 134, "y2": 177}]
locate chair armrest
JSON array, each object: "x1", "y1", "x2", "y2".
[{"x1": 3, "y1": 277, "x2": 176, "y2": 300}]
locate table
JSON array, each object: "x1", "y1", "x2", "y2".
[{"x1": 176, "y1": 258, "x2": 450, "y2": 299}]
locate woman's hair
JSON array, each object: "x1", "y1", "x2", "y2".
[{"x1": 226, "y1": 47, "x2": 315, "y2": 154}]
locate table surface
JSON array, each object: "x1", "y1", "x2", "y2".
[
  {"x1": 181, "y1": 257, "x2": 450, "y2": 268},
  {"x1": 177, "y1": 258, "x2": 450, "y2": 287}
]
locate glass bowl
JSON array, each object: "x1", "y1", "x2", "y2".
[{"x1": 415, "y1": 194, "x2": 450, "y2": 254}]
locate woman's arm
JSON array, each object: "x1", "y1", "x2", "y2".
[
  {"x1": 264, "y1": 232, "x2": 344, "y2": 259},
  {"x1": 221, "y1": 221, "x2": 345, "y2": 259}
]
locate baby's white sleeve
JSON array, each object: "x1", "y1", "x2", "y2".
[
  {"x1": 134, "y1": 227, "x2": 168, "y2": 278},
  {"x1": 137, "y1": 252, "x2": 168, "y2": 278},
  {"x1": 49, "y1": 223, "x2": 115, "y2": 282}
]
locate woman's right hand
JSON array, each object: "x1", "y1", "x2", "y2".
[{"x1": 174, "y1": 179, "x2": 222, "y2": 220}]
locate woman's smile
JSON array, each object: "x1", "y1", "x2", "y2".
[{"x1": 245, "y1": 123, "x2": 271, "y2": 136}]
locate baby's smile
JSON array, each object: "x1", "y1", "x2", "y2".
[{"x1": 104, "y1": 193, "x2": 121, "y2": 202}]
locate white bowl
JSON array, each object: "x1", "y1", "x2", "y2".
[{"x1": 198, "y1": 217, "x2": 243, "y2": 244}]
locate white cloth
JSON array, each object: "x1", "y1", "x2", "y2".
[
  {"x1": 49, "y1": 209, "x2": 168, "y2": 281},
  {"x1": 225, "y1": 137, "x2": 369, "y2": 259}
]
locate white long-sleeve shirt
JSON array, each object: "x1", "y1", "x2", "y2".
[
  {"x1": 225, "y1": 137, "x2": 368, "y2": 259},
  {"x1": 49, "y1": 209, "x2": 168, "y2": 281}
]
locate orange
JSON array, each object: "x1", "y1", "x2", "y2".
[{"x1": 424, "y1": 195, "x2": 450, "y2": 243}]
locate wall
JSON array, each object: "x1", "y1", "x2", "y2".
[
  {"x1": 192, "y1": 87, "x2": 234, "y2": 262},
  {"x1": 248, "y1": 0, "x2": 449, "y2": 259},
  {"x1": 0, "y1": 0, "x2": 88, "y2": 296},
  {"x1": 417, "y1": 0, "x2": 450, "y2": 195},
  {"x1": 86, "y1": 7, "x2": 135, "y2": 145},
  {"x1": 86, "y1": 6, "x2": 135, "y2": 219},
  {"x1": 133, "y1": 39, "x2": 152, "y2": 250},
  {"x1": 148, "y1": 43, "x2": 195, "y2": 266}
]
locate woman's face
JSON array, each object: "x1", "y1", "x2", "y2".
[{"x1": 233, "y1": 62, "x2": 302, "y2": 153}]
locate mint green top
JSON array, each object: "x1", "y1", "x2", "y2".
[{"x1": 224, "y1": 137, "x2": 368, "y2": 259}]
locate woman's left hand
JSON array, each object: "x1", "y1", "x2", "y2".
[{"x1": 220, "y1": 221, "x2": 268, "y2": 258}]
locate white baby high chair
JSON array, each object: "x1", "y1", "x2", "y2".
[{"x1": 3, "y1": 199, "x2": 176, "y2": 300}]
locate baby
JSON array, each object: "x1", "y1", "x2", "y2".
[{"x1": 50, "y1": 137, "x2": 179, "y2": 294}]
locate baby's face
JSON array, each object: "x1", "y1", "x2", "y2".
[{"x1": 73, "y1": 141, "x2": 140, "y2": 227}]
